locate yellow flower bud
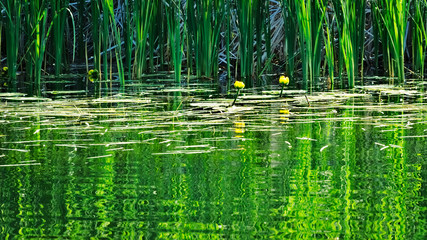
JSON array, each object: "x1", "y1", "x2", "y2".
[
  {"x1": 279, "y1": 75, "x2": 289, "y2": 85},
  {"x1": 88, "y1": 69, "x2": 99, "y2": 82},
  {"x1": 234, "y1": 80, "x2": 245, "y2": 89}
]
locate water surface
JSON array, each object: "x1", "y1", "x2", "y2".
[{"x1": 0, "y1": 87, "x2": 426, "y2": 239}]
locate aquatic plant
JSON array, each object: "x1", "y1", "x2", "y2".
[
  {"x1": 232, "y1": 80, "x2": 245, "y2": 106},
  {"x1": 50, "y1": 0, "x2": 70, "y2": 75},
  {"x1": 235, "y1": 0, "x2": 254, "y2": 83},
  {"x1": 1, "y1": 0, "x2": 21, "y2": 90},
  {"x1": 279, "y1": 75, "x2": 289, "y2": 97},
  {"x1": 1, "y1": 67, "x2": 8, "y2": 78},
  {"x1": 25, "y1": 0, "x2": 50, "y2": 96},
  {"x1": 410, "y1": 0, "x2": 426, "y2": 78},
  {"x1": 294, "y1": 0, "x2": 323, "y2": 91},
  {"x1": 133, "y1": 0, "x2": 156, "y2": 78},
  {"x1": 332, "y1": 0, "x2": 366, "y2": 88},
  {"x1": 88, "y1": 69, "x2": 100, "y2": 82},
  {"x1": 371, "y1": 0, "x2": 409, "y2": 84},
  {"x1": 165, "y1": 0, "x2": 184, "y2": 85},
  {"x1": 0, "y1": 0, "x2": 426, "y2": 96},
  {"x1": 91, "y1": 0, "x2": 101, "y2": 85},
  {"x1": 281, "y1": 0, "x2": 298, "y2": 79},
  {"x1": 186, "y1": 0, "x2": 225, "y2": 78}
]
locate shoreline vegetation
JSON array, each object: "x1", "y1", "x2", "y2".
[{"x1": 0, "y1": 0, "x2": 426, "y2": 96}]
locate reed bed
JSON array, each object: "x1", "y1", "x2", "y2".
[{"x1": 0, "y1": 0, "x2": 425, "y2": 96}]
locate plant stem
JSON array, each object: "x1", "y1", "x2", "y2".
[{"x1": 232, "y1": 89, "x2": 240, "y2": 106}]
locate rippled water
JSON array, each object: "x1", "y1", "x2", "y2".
[{"x1": 0, "y1": 87, "x2": 426, "y2": 239}]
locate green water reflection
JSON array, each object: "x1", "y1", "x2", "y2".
[{"x1": 0, "y1": 93, "x2": 426, "y2": 239}]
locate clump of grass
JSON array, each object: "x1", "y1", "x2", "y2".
[
  {"x1": 186, "y1": 0, "x2": 225, "y2": 79},
  {"x1": 235, "y1": 0, "x2": 254, "y2": 84},
  {"x1": 410, "y1": 0, "x2": 426, "y2": 78},
  {"x1": 294, "y1": 0, "x2": 323, "y2": 91},
  {"x1": 372, "y1": 0, "x2": 409, "y2": 84},
  {"x1": 165, "y1": 0, "x2": 184, "y2": 85},
  {"x1": 281, "y1": 0, "x2": 298, "y2": 79},
  {"x1": 25, "y1": 0, "x2": 51, "y2": 96},
  {"x1": 133, "y1": 0, "x2": 156, "y2": 79},
  {"x1": 1, "y1": 0, "x2": 21, "y2": 90},
  {"x1": 51, "y1": 0, "x2": 70, "y2": 76}
]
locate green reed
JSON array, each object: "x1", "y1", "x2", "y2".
[
  {"x1": 103, "y1": 0, "x2": 125, "y2": 92},
  {"x1": 91, "y1": 0, "x2": 101, "y2": 83},
  {"x1": 187, "y1": 0, "x2": 225, "y2": 78},
  {"x1": 410, "y1": 0, "x2": 426, "y2": 78},
  {"x1": 281, "y1": 0, "x2": 297, "y2": 79},
  {"x1": 27, "y1": 0, "x2": 49, "y2": 96},
  {"x1": 294, "y1": 0, "x2": 323, "y2": 91},
  {"x1": 123, "y1": 0, "x2": 132, "y2": 77},
  {"x1": 76, "y1": 0, "x2": 85, "y2": 61},
  {"x1": 317, "y1": 0, "x2": 334, "y2": 88},
  {"x1": 235, "y1": 0, "x2": 254, "y2": 83},
  {"x1": 332, "y1": 0, "x2": 366, "y2": 88},
  {"x1": 134, "y1": 0, "x2": 156, "y2": 78},
  {"x1": 1, "y1": 0, "x2": 21, "y2": 90},
  {"x1": 372, "y1": 0, "x2": 409, "y2": 84},
  {"x1": 50, "y1": 0, "x2": 69, "y2": 75},
  {"x1": 254, "y1": 0, "x2": 268, "y2": 74},
  {"x1": 101, "y1": 0, "x2": 109, "y2": 83},
  {"x1": 165, "y1": 0, "x2": 183, "y2": 85}
]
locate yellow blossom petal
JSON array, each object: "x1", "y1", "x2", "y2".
[{"x1": 279, "y1": 75, "x2": 289, "y2": 85}]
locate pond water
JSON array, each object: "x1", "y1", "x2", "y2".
[{"x1": 0, "y1": 85, "x2": 426, "y2": 239}]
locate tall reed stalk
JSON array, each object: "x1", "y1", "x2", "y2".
[
  {"x1": 51, "y1": 0, "x2": 69, "y2": 75},
  {"x1": 372, "y1": 0, "x2": 409, "y2": 84},
  {"x1": 165, "y1": 0, "x2": 184, "y2": 85},
  {"x1": 1, "y1": 0, "x2": 21, "y2": 90},
  {"x1": 187, "y1": 0, "x2": 225, "y2": 78},
  {"x1": 28, "y1": 0, "x2": 49, "y2": 96},
  {"x1": 294, "y1": 0, "x2": 323, "y2": 91},
  {"x1": 123, "y1": 0, "x2": 132, "y2": 77},
  {"x1": 254, "y1": 0, "x2": 268, "y2": 74},
  {"x1": 317, "y1": 0, "x2": 334, "y2": 87},
  {"x1": 225, "y1": 0, "x2": 232, "y2": 80},
  {"x1": 103, "y1": 0, "x2": 125, "y2": 92},
  {"x1": 101, "y1": 0, "x2": 109, "y2": 84},
  {"x1": 235, "y1": 0, "x2": 254, "y2": 84},
  {"x1": 411, "y1": 0, "x2": 426, "y2": 78},
  {"x1": 281, "y1": 0, "x2": 298, "y2": 79},
  {"x1": 134, "y1": 0, "x2": 156, "y2": 78},
  {"x1": 91, "y1": 0, "x2": 101, "y2": 80},
  {"x1": 332, "y1": 0, "x2": 366, "y2": 88}
]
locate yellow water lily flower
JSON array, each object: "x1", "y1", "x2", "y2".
[
  {"x1": 234, "y1": 80, "x2": 245, "y2": 89},
  {"x1": 88, "y1": 69, "x2": 99, "y2": 82},
  {"x1": 1, "y1": 67, "x2": 8, "y2": 77},
  {"x1": 279, "y1": 75, "x2": 289, "y2": 85}
]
